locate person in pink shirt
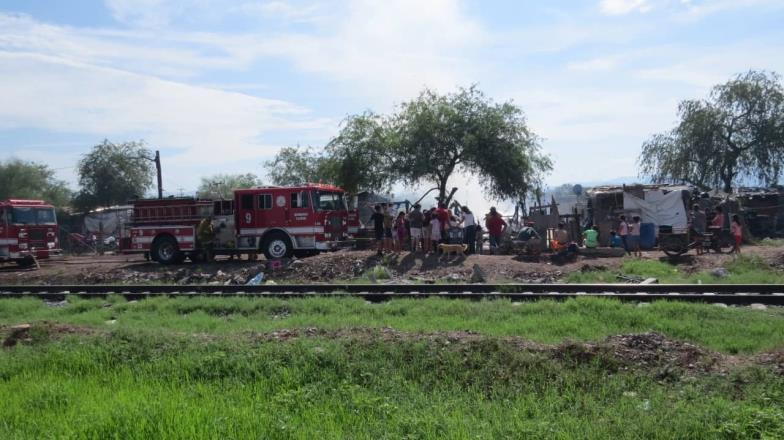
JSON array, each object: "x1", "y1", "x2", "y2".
[{"x1": 618, "y1": 215, "x2": 629, "y2": 254}]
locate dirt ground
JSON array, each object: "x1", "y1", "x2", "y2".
[{"x1": 1, "y1": 244, "x2": 783, "y2": 286}]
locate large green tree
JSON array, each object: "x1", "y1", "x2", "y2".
[
  {"x1": 392, "y1": 86, "x2": 551, "y2": 204},
  {"x1": 197, "y1": 173, "x2": 262, "y2": 199},
  {"x1": 324, "y1": 112, "x2": 396, "y2": 194},
  {"x1": 74, "y1": 140, "x2": 155, "y2": 211},
  {"x1": 0, "y1": 159, "x2": 71, "y2": 207},
  {"x1": 639, "y1": 70, "x2": 784, "y2": 192},
  {"x1": 264, "y1": 146, "x2": 337, "y2": 187},
  {"x1": 266, "y1": 86, "x2": 550, "y2": 204}
]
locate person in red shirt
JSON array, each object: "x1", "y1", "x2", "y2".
[
  {"x1": 484, "y1": 207, "x2": 507, "y2": 250},
  {"x1": 435, "y1": 203, "x2": 451, "y2": 240}
]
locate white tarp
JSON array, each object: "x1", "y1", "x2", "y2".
[
  {"x1": 84, "y1": 209, "x2": 132, "y2": 235},
  {"x1": 623, "y1": 191, "x2": 687, "y2": 230}
]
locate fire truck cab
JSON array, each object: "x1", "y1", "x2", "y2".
[
  {"x1": 122, "y1": 184, "x2": 359, "y2": 264},
  {"x1": 0, "y1": 199, "x2": 61, "y2": 267}
]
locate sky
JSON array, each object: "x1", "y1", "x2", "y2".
[{"x1": 1, "y1": 0, "x2": 783, "y2": 212}]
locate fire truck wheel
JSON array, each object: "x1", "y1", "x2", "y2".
[
  {"x1": 16, "y1": 256, "x2": 35, "y2": 268},
  {"x1": 152, "y1": 236, "x2": 183, "y2": 265},
  {"x1": 262, "y1": 232, "x2": 293, "y2": 260}
]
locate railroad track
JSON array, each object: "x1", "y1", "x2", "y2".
[{"x1": 1, "y1": 284, "x2": 784, "y2": 304}]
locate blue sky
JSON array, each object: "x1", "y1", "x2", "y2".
[{"x1": 1, "y1": 0, "x2": 783, "y2": 210}]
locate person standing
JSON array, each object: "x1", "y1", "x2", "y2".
[
  {"x1": 460, "y1": 206, "x2": 476, "y2": 254},
  {"x1": 394, "y1": 212, "x2": 407, "y2": 253},
  {"x1": 731, "y1": 215, "x2": 743, "y2": 254},
  {"x1": 691, "y1": 204, "x2": 707, "y2": 255},
  {"x1": 710, "y1": 206, "x2": 725, "y2": 231},
  {"x1": 369, "y1": 205, "x2": 385, "y2": 256},
  {"x1": 407, "y1": 204, "x2": 424, "y2": 253},
  {"x1": 422, "y1": 208, "x2": 433, "y2": 253},
  {"x1": 628, "y1": 215, "x2": 642, "y2": 257},
  {"x1": 485, "y1": 207, "x2": 507, "y2": 251},
  {"x1": 382, "y1": 203, "x2": 394, "y2": 253},
  {"x1": 430, "y1": 213, "x2": 442, "y2": 252},
  {"x1": 475, "y1": 225, "x2": 484, "y2": 255},
  {"x1": 436, "y1": 203, "x2": 450, "y2": 241},
  {"x1": 618, "y1": 215, "x2": 630, "y2": 254},
  {"x1": 196, "y1": 215, "x2": 216, "y2": 262}
]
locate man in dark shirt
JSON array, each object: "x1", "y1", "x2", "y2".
[
  {"x1": 407, "y1": 204, "x2": 424, "y2": 252},
  {"x1": 369, "y1": 205, "x2": 385, "y2": 256}
]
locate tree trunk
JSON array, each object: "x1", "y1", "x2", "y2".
[{"x1": 438, "y1": 179, "x2": 448, "y2": 206}]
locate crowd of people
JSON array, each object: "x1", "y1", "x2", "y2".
[
  {"x1": 368, "y1": 203, "x2": 509, "y2": 257},
  {"x1": 368, "y1": 200, "x2": 745, "y2": 258}
]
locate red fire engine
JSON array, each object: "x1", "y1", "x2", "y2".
[
  {"x1": 120, "y1": 184, "x2": 360, "y2": 264},
  {"x1": 0, "y1": 199, "x2": 61, "y2": 267}
]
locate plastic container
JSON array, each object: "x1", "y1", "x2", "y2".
[{"x1": 640, "y1": 223, "x2": 656, "y2": 250}]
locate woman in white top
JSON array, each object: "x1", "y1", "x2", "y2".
[
  {"x1": 461, "y1": 206, "x2": 476, "y2": 254},
  {"x1": 430, "y1": 216, "x2": 442, "y2": 252}
]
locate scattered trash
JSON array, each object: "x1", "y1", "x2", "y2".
[
  {"x1": 640, "y1": 278, "x2": 658, "y2": 285},
  {"x1": 710, "y1": 268, "x2": 729, "y2": 278},
  {"x1": 246, "y1": 272, "x2": 265, "y2": 285},
  {"x1": 470, "y1": 264, "x2": 487, "y2": 283}
]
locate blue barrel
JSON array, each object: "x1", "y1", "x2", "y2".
[{"x1": 640, "y1": 223, "x2": 656, "y2": 250}]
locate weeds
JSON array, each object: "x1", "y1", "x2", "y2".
[
  {"x1": 2, "y1": 296, "x2": 784, "y2": 353},
  {"x1": 566, "y1": 255, "x2": 784, "y2": 285},
  {"x1": 0, "y1": 328, "x2": 783, "y2": 439}
]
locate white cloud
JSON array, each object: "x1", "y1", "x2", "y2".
[
  {"x1": 231, "y1": 1, "x2": 326, "y2": 23},
  {"x1": 0, "y1": 51, "x2": 331, "y2": 169},
  {"x1": 567, "y1": 56, "x2": 620, "y2": 72},
  {"x1": 257, "y1": 0, "x2": 488, "y2": 103},
  {"x1": 599, "y1": 0, "x2": 652, "y2": 15}
]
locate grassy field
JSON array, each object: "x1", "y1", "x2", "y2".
[
  {"x1": 2, "y1": 297, "x2": 784, "y2": 438},
  {"x1": 566, "y1": 255, "x2": 784, "y2": 284},
  {"x1": 2, "y1": 296, "x2": 784, "y2": 352}
]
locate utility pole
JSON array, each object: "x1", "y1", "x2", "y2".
[{"x1": 154, "y1": 150, "x2": 163, "y2": 199}]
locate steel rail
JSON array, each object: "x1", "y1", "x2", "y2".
[{"x1": 0, "y1": 284, "x2": 783, "y2": 304}]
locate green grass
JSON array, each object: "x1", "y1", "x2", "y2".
[
  {"x1": 1, "y1": 325, "x2": 783, "y2": 439},
  {"x1": 566, "y1": 255, "x2": 784, "y2": 285},
  {"x1": 758, "y1": 238, "x2": 784, "y2": 247},
  {"x1": 2, "y1": 296, "x2": 784, "y2": 353},
  {"x1": 2, "y1": 298, "x2": 784, "y2": 438}
]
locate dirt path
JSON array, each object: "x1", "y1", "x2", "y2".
[{"x1": 0, "y1": 245, "x2": 782, "y2": 285}]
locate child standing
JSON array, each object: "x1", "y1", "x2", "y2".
[
  {"x1": 430, "y1": 215, "x2": 442, "y2": 253},
  {"x1": 628, "y1": 216, "x2": 642, "y2": 257},
  {"x1": 394, "y1": 212, "x2": 407, "y2": 253},
  {"x1": 731, "y1": 215, "x2": 742, "y2": 254},
  {"x1": 618, "y1": 215, "x2": 629, "y2": 254}
]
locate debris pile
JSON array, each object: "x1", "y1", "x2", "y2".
[{"x1": 600, "y1": 332, "x2": 720, "y2": 374}]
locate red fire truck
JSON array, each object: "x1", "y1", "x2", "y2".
[
  {"x1": 0, "y1": 199, "x2": 61, "y2": 267},
  {"x1": 120, "y1": 184, "x2": 360, "y2": 264}
]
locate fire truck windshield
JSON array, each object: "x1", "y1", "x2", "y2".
[
  {"x1": 11, "y1": 207, "x2": 57, "y2": 225},
  {"x1": 312, "y1": 191, "x2": 346, "y2": 211}
]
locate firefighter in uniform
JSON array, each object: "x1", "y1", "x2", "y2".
[{"x1": 196, "y1": 216, "x2": 216, "y2": 262}]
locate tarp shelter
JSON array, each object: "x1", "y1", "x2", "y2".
[
  {"x1": 623, "y1": 190, "x2": 688, "y2": 230},
  {"x1": 84, "y1": 205, "x2": 132, "y2": 236},
  {"x1": 586, "y1": 185, "x2": 691, "y2": 246}
]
